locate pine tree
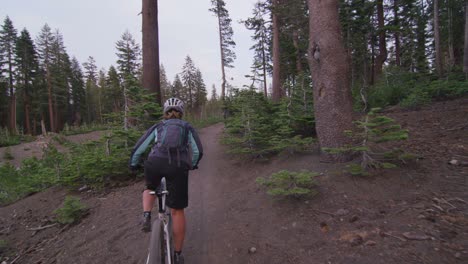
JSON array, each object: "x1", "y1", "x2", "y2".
[
  {"x1": 243, "y1": 1, "x2": 271, "y2": 96},
  {"x1": 172, "y1": 74, "x2": 184, "y2": 100},
  {"x1": 69, "y1": 57, "x2": 85, "y2": 126},
  {"x1": 0, "y1": 16, "x2": 18, "y2": 133},
  {"x1": 115, "y1": 30, "x2": 141, "y2": 78},
  {"x1": 15, "y1": 28, "x2": 38, "y2": 135},
  {"x1": 115, "y1": 30, "x2": 141, "y2": 130},
  {"x1": 193, "y1": 68, "x2": 208, "y2": 114},
  {"x1": 105, "y1": 66, "x2": 123, "y2": 113},
  {"x1": 49, "y1": 29, "x2": 72, "y2": 131},
  {"x1": 36, "y1": 24, "x2": 56, "y2": 132},
  {"x1": 160, "y1": 64, "x2": 172, "y2": 101},
  {"x1": 209, "y1": 0, "x2": 236, "y2": 101},
  {"x1": 83, "y1": 56, "x2": 98, "y2": 124},
  {"x1": 181, "y1": 55, "x2": 197, "y2": 110}
]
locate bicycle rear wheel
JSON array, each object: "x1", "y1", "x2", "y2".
[{"x1": 146, "y1": 219, "x2": 165, "y2": 264}]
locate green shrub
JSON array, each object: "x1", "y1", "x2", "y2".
[
  {"x1": 0, "y1": 239, "x2": 8, "y2": 255},
  {"x1": 324, "y1": 108, "x2": 413, "y2": 176},
  {"x1": 223, "y1": 89, "x2": 315, "y2": 159},
  {"x1": 54, "y1": 196, "x2": 88, "y2": 225},
  {"x1": 256, "y1": 170, "x2": 318, "y2": 198},
  {"x1": 3, "y1": 147, "x2": 14, "y2": 160},
  {"x1": 400, "y1": 89, "x2": 431, "y2": 108}
]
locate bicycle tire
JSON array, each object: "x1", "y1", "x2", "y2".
[{"x1": 146, "y1": 219, "x2": 165, "y2": 264}]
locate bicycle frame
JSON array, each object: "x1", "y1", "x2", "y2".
[{"x1": 146, "y1": 177, "x2": 173, "y2": 264}]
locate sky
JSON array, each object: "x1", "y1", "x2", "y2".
[{"x1": 1, "y1": 0, "x2": 259, "y2": 97}]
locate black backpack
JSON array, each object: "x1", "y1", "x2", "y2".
[{"x1": 155, "y1": 119, "x2": 189, "y2": 166}]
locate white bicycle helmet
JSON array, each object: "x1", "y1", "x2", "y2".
[{"x1": 163, "y1": 97, "x2": 185, "y2": 114}]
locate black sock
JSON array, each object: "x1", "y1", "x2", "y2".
[
  {"x1": 174, "y1": 250, "x2": 182, "y2": 256},
  {"x1": 143, "y1": 211, "x2": 151, "y2": 217}
]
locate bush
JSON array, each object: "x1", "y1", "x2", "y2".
[
  {"x1": 323, "y1": 108, "x2": 413, "y2": 176},
  {"x1": 366, "y1": 68, "x2": 468, "y2": 109},
  {"x1": 0, "y1": 127, "x2": 141, "y2": 205},
  {"x1": 3, "y1": 147, "x2": 14, "y2": 160},
  {"x1": 256, "y1": 170, "x2": 318, "y2": 198},
  {"x1": 54, "y1": 196, "x2": 88, "y2": 225},
  {"x1": 223, "y1": 90, "x2": 314, "y2": 159}
]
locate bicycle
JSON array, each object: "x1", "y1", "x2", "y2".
[{"x1": 145, "y1": 177, "x2": 174, "y2": 264}]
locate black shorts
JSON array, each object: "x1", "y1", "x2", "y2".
[{"x1": 144, "y1": 158, "x2": 189, "y2": 209}]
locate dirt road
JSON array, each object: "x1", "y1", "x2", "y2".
[
  {"x1": 1, "y1": 98, "x2": 467, "y2": 264},
  {"x1": 1, "y1": 123, "x2": 247, "y2": 264}
]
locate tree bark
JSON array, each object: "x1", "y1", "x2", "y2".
[
  {"x1": 434, "y1": 0, "x2": 443, "y2": 77},
  {"x1": 307, "y1": 0, "x2": 354, "y2": 162},
  {"x1": 142, "y1": 0, "x2": 162, "y2": 105},
  {"x1": 374, "y1": 0, "x2": 387, "y2": 79},
  {"x1": 271, "y1": 0, "x2": 282, "y2": 102},
  {"x1": 464, "y1": 1, "x2": 468, "y2": 75}
]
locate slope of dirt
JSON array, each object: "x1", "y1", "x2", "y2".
[
  {"x1": 0, "y1": 131, "x2": 104, "y2": 168},
  {"x1": 1, "y1": 98, "x2": 467, "y2": 264}
]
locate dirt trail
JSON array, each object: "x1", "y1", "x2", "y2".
[{"x1": 1, "y1": 98, "x2": 467, "y2": 264}]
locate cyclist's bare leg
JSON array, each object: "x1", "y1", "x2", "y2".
[
  {"x1": 143, "y1": 189, "x2": 156, "y2": 212},
  {"x1": 171, "y1": 208, "x2": 186, "y2": 251}
]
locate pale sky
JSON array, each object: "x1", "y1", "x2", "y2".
[{"x1": 1, "y1": 0, "x2": 259, "y2": 96}]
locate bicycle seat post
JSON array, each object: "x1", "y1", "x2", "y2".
[{"x1": 157, "y1": 178, "x2": 167, "y2": 213}]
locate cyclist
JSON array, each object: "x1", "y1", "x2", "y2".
[{"x1": 129, "y1": 97, "x2": 203, "y2": 264}]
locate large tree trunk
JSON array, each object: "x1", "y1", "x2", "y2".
[
  {"x1": 434, "y1": 0, "x2": 443, "y2": 77},
  {"x1": 142, "y1": 0, "x2": 162, "y2": 105},
  {"x1": 464, "y1": 1, "x2": 468, "y2": 75},
  {"x1": 307, "y1": 0, "x2": 354, "y2": 162},
  {"x1": 271, "y1": 0, "x2": 282, "y2": 102},
  {"x1": 374, "y1": 0, "x2": 387, "y2": 79}
]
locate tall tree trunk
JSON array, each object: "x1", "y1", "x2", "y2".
[
  {"x1": 261, "y1": 40, "x2": 268, "y2": 96},
  {"x1": 434, "y1": 0, "x2": 443, "y2": 77},
  {"x1": 464, "y1": 1, "x2": 468, "y2": 75},
  {"x1": 271, "y1": 0, "x2": 282, "y2": 102},
  {"x1": 394, "y1": 0, "x2": 401, "y2": 66},
  {"x1": 374, "y1": 0, "x2": 387, "y2": 79},
  {"x1": 47, "y1": 67, "x2": 55, "y2": 132},
  {"x1": 308, "y1": 0, "x2": 354, "y2": 162},
  {"x1": 215, "y1": 10, "x2": 227, "y2": 101},
  {"x1": 293, "y1": 30, "x2": 304, "y2": 74},
  {"x1": 8, "y1": 60, "x2": 16, "y2": 133},
  {"x1": 24, "y1": 93, "x2": 31, "y2": 135},
  {"x1": 142, "y1": 0, "x2": 162, "y2": 105},
  {"x1": 447, "y1": 4, "x2": 455, "y2": 71}
]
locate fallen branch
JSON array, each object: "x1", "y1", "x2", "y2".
[
  {"x1": 27, "y1": 223, "x2": 58, "y2": 231},
  {"x1": 312, "y1": 209, "x2": 336, "y2": 217},
  {"x1": 10, "y1": 255, "x2": 21, "y2": 264},
  {"x1": 382, "y1": 232, "x2": 407, "y2": 242},
  {"x1": 447, "y1": 197, "x2": 467, "y2": 204},
  {"x1": 447, "y1": 123, "x2": 468, "y2": 131}
]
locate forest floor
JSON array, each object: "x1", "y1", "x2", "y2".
[{"x1": 0, "y1": 97, "x2": 467, "y2": 264}]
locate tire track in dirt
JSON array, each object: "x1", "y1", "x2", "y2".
[{"x1": 184, "y1": 123, "x2": 234, "y2": 263}]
